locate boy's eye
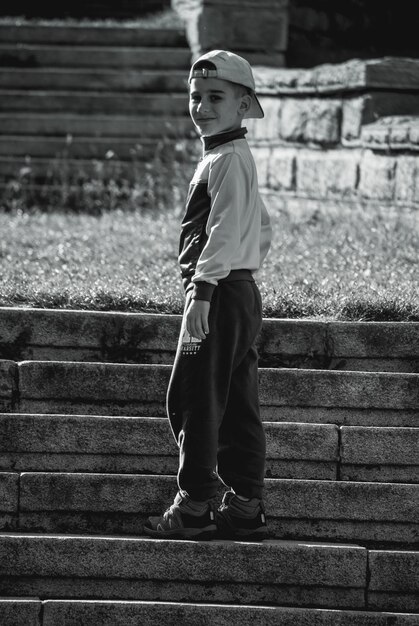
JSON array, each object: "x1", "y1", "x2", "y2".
[{"x1": 210, "y1": 95, "x2": 222, "y2": 102}]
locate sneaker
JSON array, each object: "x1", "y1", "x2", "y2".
[
  {"x1": 216, "y1": 491, "x2": 269, "y2": 540},
  {"x1": 143, "y1": 490, "x2": 217, "y2": 540}
]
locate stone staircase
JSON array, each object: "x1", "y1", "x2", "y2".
[
  {"x1": 1, "y1": 306, "x2": 419, "y2": 624},
  {"x1": 0, "y1": 21, "x2": 194, "y2": 186}
]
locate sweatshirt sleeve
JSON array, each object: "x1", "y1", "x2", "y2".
[{"x1": 191, "y1": 152, "x2": 247, "y2": 301}]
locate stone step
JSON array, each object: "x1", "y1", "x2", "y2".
[
  {"x1": 0, "y1": 24, "x2": 187, "y2": 47},
  {"x1": 0, "y1": 68, "x2": 188, "y2": 92},
  {"x1": 0, "y1": 91, "x2": 188, "y2": 115},
  {"x1": 0, "y1": 113, "x2": 194, "y2": 138},
  {"x1": 0, "y1": 156, "x2": 151, "y2": 182},
  {"x1": 2, "y1": 360, "x2": 417, "y2": 426},
  {"x1": 0, "y1": 533, "x2": 368, "y2": 608},
  {"x1": 0, "y1": 44, "x2": 191, "y2": 69},
  {"x1": 1, "y1": 414, "x2": 418, "y2": 483},
  {"x1": 1, "y1": 308, "x2": 418, "y2": 372},
  {"x1": 1, "y1": 533, "x2": 418, "y2": 612},
  {"x1": 0, "y1": 135, "x2": 195, "y2": 160},
  {"x1": 0, "y1": 415, "x2": 339, "y2": 480},
  {"x1": 2, "y1": 473, "x2": 418, "y2": 545},
  {"x1": 0, "y1": 136, "x2": 157, "y2": 160},
  {"x1": 3, "y1": 599, "x2": 419, "y2": 626}
]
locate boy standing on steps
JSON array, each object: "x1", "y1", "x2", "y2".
[{"x1": 144, "y1": 49, "x2": 272, "y2": 540}]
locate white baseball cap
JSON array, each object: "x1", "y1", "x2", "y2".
[{"x1": 189, "y1": 49, "x2": 264, "y2": 119}]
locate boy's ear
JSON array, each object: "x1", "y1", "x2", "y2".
[{"x1": 239, "y1": 94, "x2": 252, "y2": 115}]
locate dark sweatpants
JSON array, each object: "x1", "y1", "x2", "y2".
[{"x1": 166, "y1": 273, "x2": 266, "y2": 501}]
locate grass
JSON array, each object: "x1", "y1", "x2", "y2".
[{"x1": 1, "y1": 196, "x2": 418, "y2": 321}]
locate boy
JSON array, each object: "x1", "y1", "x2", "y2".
[{"x1": 144, "y1": 49, "x2": 272, "y2": 540}]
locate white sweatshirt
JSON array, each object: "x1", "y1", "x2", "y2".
[{"x1": 178, "y1": 127, "x2": 272, "y2": 301}]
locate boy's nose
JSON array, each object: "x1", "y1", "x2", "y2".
[{"x1": 197, "y1": 100, "x2": 210, "y2": 113}]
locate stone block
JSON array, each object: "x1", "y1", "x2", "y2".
[
  {"x1": 0, "y1": 599, "x2": 41, "y2": 626},
  {"x1": 173, "y1": 0, "x2": 289, "y2": 65},
  {"x1": 343, "y1": 93, "x2": 419, "y2": 145},
  {"x1": 296, "y1": 150, "x2": 358, "y2": 198},
  {"x1": 265, "y1": 422, "x2": 338, "y2": 463},
  {"x1": 0, "y1": 360, "x2": 18, "y2": 412},
  {"x1": 358, "y1": 150, "x2": 396, "y2": 201},
  {"x1": 369, "y1": 550, "x2": 419, "y2": 612},
  {"x1": 341, "y1": 426, "x2": 419, "y2": 482},
  {"x1": 259, "y1": 319, "x2": 419, "y2": 372},
  {"x1": 259, "y1": 369, "x2": 419, "y2": 411},
  {"x1": 0, "y1": 472, "x2": 19, "y2": 513},
  {"x1": 251, "y1": 146, "x2": 271, "y2": 188},
  {"x1": 42, "y1": 602, "x2": 419, "y2": 626},
  {"x1": 247, "y1": 97, "x2": 282, "y2": 141},
  {"x1": 0, "y1": 534, "x2": 367, "y2": 607},
  {"x1": 342, "y1": 97, "x2": 368, "y2": 144},
  {"x1": 267, "y1": 147, "x2": 296, "y2": 191},
  {"x1": 328, "y1": 322, "x2": 419, "y2": 360},
  {"x1": 395, "y1": 155, "x2": 419, "y2": 204},
  {"x1": 279, "y1": 98, "x2": 341, "y2": 145},
  {"x1": 17, "y1": 361, "x2": 171, "y2": 416},
  {"x1": 0, "y1": 472, "x2": 18, "y2": 531},
  {"x1": 0, "y1": 414, "x2": 176, "y2": 456},
  {"x1": 266, "y1": 480, "x2": 419, "y2": 545}
]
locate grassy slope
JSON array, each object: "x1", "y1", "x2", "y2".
[{"x1": 1, "y1": 197, "x2": 418, "y2": 321}]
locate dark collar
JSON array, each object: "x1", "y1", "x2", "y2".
[{"x1": 203, "y1": 127, "x2": 247, "y2": 151}]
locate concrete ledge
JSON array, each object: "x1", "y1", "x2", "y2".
[
  {"x1": 0, "y1": 308, "x2": 180, "y2": 362},
  {"x1": 18, "y1": 474, "x2": 419, "y2": 543},
  {"x1": 0, "y1": 534, "x2": 367, "y2": 608},
  {"x1": 2, "y1": 308, "x2": 418, "y2": 371},
  {"x1": 341, "y1": 426, "x2": 419, "y2": 482},
  {"x1": 0, "y1": 598, "x2": 41, "y2": 626},
  {"x1": 0, "y1": 415, "x2": 338, "y2": 480},
  {"x1": 41, "y1": 601, "x2": 419, "y2": 626},
  {"x1": 369, "y1": 550, "x2": 419, "y2": 612}
]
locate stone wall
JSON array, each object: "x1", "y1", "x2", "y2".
[
  {"x1": 172, "y1": 0, "x2": 289, "y2": 66},
  {"x1": 247, "y1": 58, "x2": 419, "y2": 208}
]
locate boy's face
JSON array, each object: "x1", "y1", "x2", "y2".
[{"x1": 189, "y1": 77, "x2": 249, "y2": 137}]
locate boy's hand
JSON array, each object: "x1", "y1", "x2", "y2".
[{"x1": 186, "y1": 299, "x2": 210, "y2": 340}]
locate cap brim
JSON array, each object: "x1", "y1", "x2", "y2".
[{"x1": 244, "y1": 92, "x2": 264, "y2": 119}]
